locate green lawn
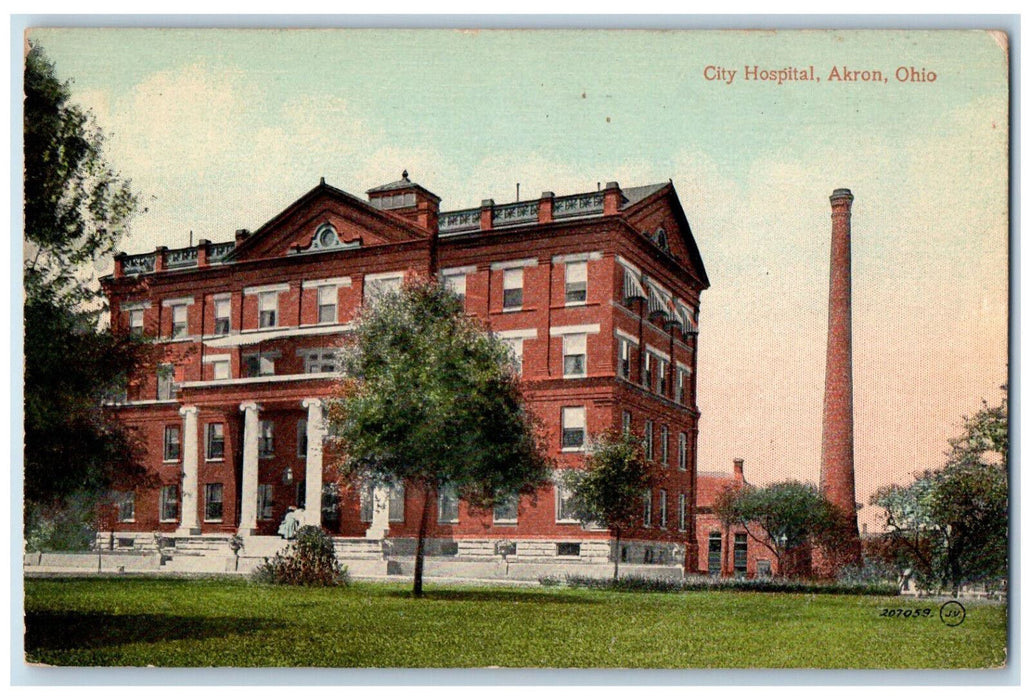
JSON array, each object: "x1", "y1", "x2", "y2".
[{"x1": 23, "y1": 577, "x2": 1007, "y2": 668}]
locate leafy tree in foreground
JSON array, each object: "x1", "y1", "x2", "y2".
[
  {"x1": 872, "y1": 389, "x2": 1008, "y2": 595},
  {"x1": 562, "y1": 429, "x2": 654, "y2": 580},
  {"x1": 327, "y1": 279, "x2": 552, "y2": 596},
  {"x1": 713, "y1": 480, "x2": 844, "y2": 578},
  {"x1": 23, "y1": 43, "x2": 150, "y2": 548}
]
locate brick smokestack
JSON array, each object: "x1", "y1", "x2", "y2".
[{"x1": 820, "y1": 188, "x2": 861, "y2": 565}]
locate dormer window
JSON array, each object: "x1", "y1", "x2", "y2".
[
  {"x1": 373, "y1": 192, "x2": 417, "y2": 210},
  {"x1": 654, "y1": 227, "x2": 669, "y2": 253}
]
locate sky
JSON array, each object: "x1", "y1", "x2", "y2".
[{"x1": 26, "y1": 28, "x2": 1009, "y2": 531}]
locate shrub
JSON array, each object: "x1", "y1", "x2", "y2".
[
  {"x1": 538, "y1": 575, "x2": 563, "y2": 587},
  {"x1": 253, "y1": 526, "x2": 349, "y2": 587},
  {"x1": 560, "y1": 573, "x2": 896, "y2": 596},
  {"x1": 25, "y1": 495, "x2": 98, "y2": 552}
]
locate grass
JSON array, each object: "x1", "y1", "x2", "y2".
[{"x1": 24, "y1": 577, "x2": 1007, "y2": 668}]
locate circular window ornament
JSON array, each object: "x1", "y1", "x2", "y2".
[{"x1": 316, "y1": 224, "x2": 339, "y2": 249}]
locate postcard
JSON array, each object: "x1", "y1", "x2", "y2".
[{"x1": 20, "y1": 26, "x2": 1009, "y2": 674}]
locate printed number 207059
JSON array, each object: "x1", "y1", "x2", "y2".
[{"x1": 880, "y1": 608, "x2": 933, "y2": 618}]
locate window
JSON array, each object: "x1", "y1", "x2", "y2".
[
  {"x1": 557, "y1": 542, "x2": 581, "y2": 557},
  {"x1": 438, "y1": 485, "x2": 459, "y2": 524},
  {"x1": 322, "y1": 484, "x2": 340, "y2": 525},
  {"x1": 163, "y1": 425, "x2": 181, "y2": 461},
  {"x1": 660, "y1": 425, "x2": 669, "y2": 466},
  {"x1": 657, "y1": 358, "x2": 668, "y2": 396},
  {"x1": 259, "y1": 420, "x2": 274, "y2": 457},
  {"x1": 622, "y1": 410, "x2": 632, "y2": 434},
  {"x1": 561, "y1": 406, "x2": 586, "y2": 450},
  {"x1": 204, "y1": 483, "x2": 224, "y2": 521},
  {"x1": 502, "y1": 268, "x2": 523, "y2": 310},
  {"x1": 555, "y1": 481, "x2": 577, "y2": 523},
  {"x1": 676, "y1": 368, "x2": 687, "y2": 404},
  {"x1": 678, "y1": 493, "x2": 687, "y2": 531},
  {"x1": 160, "y1": 485, "x2": 179, "y2": 522},
  {"x1": 562, "y1": 334, "x2": 587, "y2": 378},
  {"x1": 213, "y1": 298, "x2": 231, "y2": 335},
  {"x1": 678, "y1": 433, "x2": 688, "y2": 471},
  {"x1": 734, "y1": 533, "x2": 748, "y2": 575},
  {"x1": 618, "y1": 338, "x2": 632, "y2": 379},
  {"x1": 644, "y1": 420, "x2": 654, "y2": 460},
  {"x1": 157, "y1": 364, "x2": 176, "y2": 401},
  {"x1": 116, "y1": 491, "x2": 135, "y2": 522},
  {"x1": 212, "y1": 359, "x2": 230, "y2": 380},
  {"x1": 708, "y1": 531, "x2": 722, "y2": 575},
  {"x1": 502, "y1": 338, "x2": 524, "y2": 376},
  {"x1": 297, "y1": 419, "x2": 308, "y2": 457},
  {"x1": 443, "y1": 273, "x2": 466, "y2": 302},
  {"x1": 757, "y1": 560, "x2": 772, "y2": 578},
  {"x1": 493, "y1": 495, "x2": 518, "y2": 524},
  {"x1": 258, "y1": 291, "x2": 278, "y2": 328},
  {"x1": 206, "y1": 423, "x2": 225, "y2": 460},
  {"x1": 642, "y1": 490, "x2": 652, "y2": 527},
  {"x1": 171, "y1": 303, "x2": 188, "y2": 339},
  {"x1": 644, "y1": 353, "x2": 653, "y2": 389},
  {"x1": 244, "y1": 353, "x2": 276, "y2": 377},
  {"x1": 659, "y1": 490, "x2": 668, "y2": 528},
  {"x1": 317, "y1": 285, "x2": 337, "y2": 324},
  {"x1": 359, "y1": 483, "x2": 374, "y2": 522},
  {"x1": 388, "y1": 484, "x2": 405, "y2": 522},
  {"x1": 364, "y1": 273, "x2": 403, "y2": 303},
  {"x1": 564, "y1": 261, "x2": 587, "y2": 304},
  {"x1": 258, "y1": 484, "x2": 274, "y2": 520},
  {"x1": 128, "y1": 309, "x2": 145, "y2": 337},
  {"x1": 303, "y1": 348, "x2": 338, "y2": 374}
]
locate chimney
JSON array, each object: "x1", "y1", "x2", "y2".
[
  {"x1": 820, "y1": 188, "x2": 861, "y2": 564},
  {"x1": 732, "y1": 458, "x2": 745, "y2": 483},
  {"x1": 235, "y1": 228, "x2": 251, "y2": 245},
  {"x1": 538, "y1": 191, "x2": 555, "y2": 224},
  {"x1": 154, "y1": 246, "x2": 168, "y2": 272},
  {"x1": 480, "y1": 199, "x2": 495, "y2": 231},
  {"x1": 602, "y1": 181, "x2": 622, "y2": 215},
  {"x1": 197, "y1": 239, "x2": 211, "y2": 268}
]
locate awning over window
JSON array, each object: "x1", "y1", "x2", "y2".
[
  {"x1": 621, "y1": 265, "x2": 647, "y2": 303},
  {"x1": 675, "y1": 301, "x2": 698, "y2": 335},
  {"x1": 645, "y1": 279, "x2": 670, "y2": 320}
]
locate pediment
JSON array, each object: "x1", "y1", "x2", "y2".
[
  {"x1": 229, "y1": 183, "x2": 429, "y2": 262},
  {"x1": 624, "y1": 186, "x2": 710, "y2": 289}
]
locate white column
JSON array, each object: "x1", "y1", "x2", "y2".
[
  {"x1": 176, "y1": 406, "x2": 201, "y2": 535},
  {"x1": 366, "y1": 485, "x2": 391, "y2": 539},
  {"x1": 238, "y1": 401, "x2": 260, "y2": 535},
  {"x1": 301, "y1": 398, "x2": 326, "y2": 527}
]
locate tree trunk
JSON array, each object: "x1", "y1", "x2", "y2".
[
  {"x1": 413, "y1": 484, "x2": 431, "y2": 597},
  {"x1": 613, "y1": 527, "x2": 621, "y2": 581}
]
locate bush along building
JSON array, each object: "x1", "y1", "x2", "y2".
[{"x1": 99, "y1": 173, "x2": 716, "y2": 577}]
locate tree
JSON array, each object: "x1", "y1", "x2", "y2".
[
  {"x1": 23, "y1": 43, "x2": 150, "y2": 548},
  {"x1": 872, "y1": 389, "x2": 1008, "y2": 595},
  {"x1": 327, "y1": 279, "x2": 552, "y2": 596},
  {"x1": 713, "y1": 480, "x2": 843, "y2": 578},
  {"x1": 24, "y1": 42, "x2": 140, "y2": 294},
  {"x1": 562, "y1": 429, "x2": 654, "y2": 580}
]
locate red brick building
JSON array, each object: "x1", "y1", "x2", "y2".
[
  {"x1": 694, "y1": 459, "x2": 782, "y2": 578},
  {"x1": 100, "y1": 173, "x2": 711, "y2": 570}
]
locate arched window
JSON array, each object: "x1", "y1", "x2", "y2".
[{"x1": 654, "y1": 227, "x2": 669, "y2": 253}]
